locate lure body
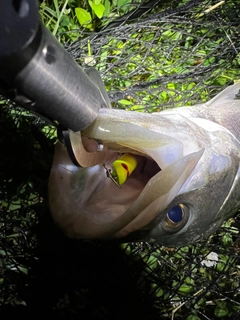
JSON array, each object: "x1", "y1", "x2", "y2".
[
  {"x1": 111, "y1": 153, "x2": 138, "y2": 186},
  {"x1": 49, "y1": 83, "x2": 240, "y2": 246}
]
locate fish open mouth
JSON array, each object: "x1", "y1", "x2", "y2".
[{"x1": 49, "y1": 134, "x2": 203, "y2": 240}]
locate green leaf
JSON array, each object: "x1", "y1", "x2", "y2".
[
  {"x1": 104, "y1": 0, "x2": 111, "y2": 16},
  {"x1": 9, "y1": 203, "x2": 21, "y2": 211},
  {"x1": 117, "y1": 0, "x2": 130, "y2": 8},
  {"x1": 167, "y1": 82, "x2": 176, "y2": 90},
  {"x1": 41, "y1": 4, "x2": 58, "y2": 18},
  {"x1": 214, "y1": 301, "x2": 229, "y2": 318},
  {"x1": 28, "y1": 193, "x2": 37, "y2": 200},
  {"x1": 185, "y1": 276, "x2": 194, "y2": 285},
  {"x1": 160, "y1": 91, "x2": 168, "y2": 101},
  {"x1": 187, "y1": 315, "x2": 201, "y2": 320},
  {"x1": 119, "y1": 99, "x2": 133, "y2": 105},
  {"x1": 147, "y1": 255, "x2": 158, "y2": 269},
  {"x1": 18, "y1": 266, "x2": 29, "y2": 275},
  {"x1": 60, "y1": 15, "x2": 71, "y2": 27},
  {"x1": 75, "y1": 8, "x2": 92, "y2": 28},
  {"x1": 89, "y1": 1, "x2": 105, "y2": 19},
  {"x1": 156, "y1": 288, "x2": 163, "y2": 297},
  {"x1": 178, "y1": 283, "x2": 192, "y2": 294}
]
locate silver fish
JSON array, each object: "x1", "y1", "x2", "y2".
[{"x1": 49, "y1": 83, "x2": 240, "y2": 247}]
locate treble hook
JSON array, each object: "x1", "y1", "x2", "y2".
[{"x1": 103, "y1": 163, "x2": 121, "y2": 188}]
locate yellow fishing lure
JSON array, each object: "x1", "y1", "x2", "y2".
[{"x1": 111, "y1": 153, "x2": 137, "y2": 185}]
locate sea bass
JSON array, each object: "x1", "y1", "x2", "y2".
[{"x1": 49, "y1": 83, "x2": 240, "y2": 247}]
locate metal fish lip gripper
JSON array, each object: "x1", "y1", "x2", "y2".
[{"x1": 0, "y1": 0, "x2": 110, "y2": 134}]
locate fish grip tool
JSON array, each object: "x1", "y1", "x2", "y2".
[{"x1": 0, "y1": 0, "x2": 110, "y2": 164}]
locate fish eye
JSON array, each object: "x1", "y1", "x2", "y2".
[{"x1": 162, "y1": 204, "x2": 189, "y2": 233}]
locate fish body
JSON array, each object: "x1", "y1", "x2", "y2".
[{"x1": 49, "y1": 83, "x2": 240, "y2": 246}]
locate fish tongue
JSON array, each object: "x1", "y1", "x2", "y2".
[{"x1": 112, "y1": 148, "x2": 204, "y2": 237}]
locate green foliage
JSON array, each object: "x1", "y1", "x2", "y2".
[
  {"x1": 40, "y1": 0, "x2": 137, "y2": 38},
  {"x1": 74, "y1": 0, "x2": 134, "y2": 30},
  {"x1": 40, "y1": 0, "x2": 79, "y2": 41}
]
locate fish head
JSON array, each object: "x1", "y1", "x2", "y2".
[{"x1": 48, "y1": 106, "x2": 240, "y2": 246}]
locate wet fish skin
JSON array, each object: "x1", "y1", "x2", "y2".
[{"x1": 49, "y1": 83, "x2": 240, "y2": 246}]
